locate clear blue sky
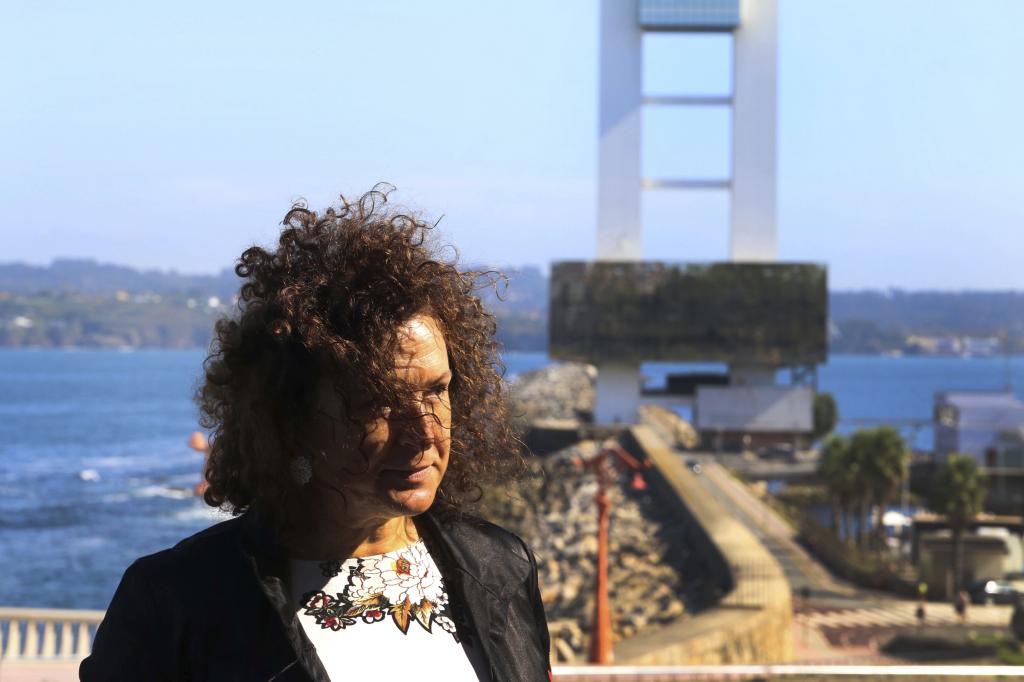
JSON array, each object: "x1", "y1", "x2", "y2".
[{"x1": 3, "y1": 1, "x2": 1022, "y2": 290}]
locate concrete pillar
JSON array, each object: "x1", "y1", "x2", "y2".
[
  {"x1": 595, "y1": 362, "x2": 641, "y2": 424},
  {"x1": 597, "y1": 0, "x2": 643, "y2": 261},
  {"x1": 730, "y1": 0, "x2": 778, "y2": 261}
]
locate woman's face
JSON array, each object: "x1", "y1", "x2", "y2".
[{"x1": 308, "y1": 314, "x2": 453, "y2": 521}]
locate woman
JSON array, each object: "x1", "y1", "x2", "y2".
[{"x1": 80, "y1": 186, "x2": 551, "y2": 681}]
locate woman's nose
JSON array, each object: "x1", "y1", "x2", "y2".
[{"x1": 396, "y1": 406, "x2": 436, "y2": 449}]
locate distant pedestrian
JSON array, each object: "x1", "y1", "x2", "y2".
[
  {"x1": 1011, "y1": 597, "x2": 1024, "y2": 642},
  {"x1": 915, "y1": 602, "x2": 926, "y2": 625},
  {"x1": 955, "y1": 589, "x2": 969, "y2": 623}
]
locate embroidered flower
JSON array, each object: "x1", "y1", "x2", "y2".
[
  {"x1": 362, "y1": 608, "x2": 386, "y2": 623},
  {"x1": 360, "y1": 543, "x2": 446, "y2": 609},
  {"x1": 305, "y1": 592, "x2": 332, "y2": 609},
  {"x1": 301, "y1": 591, "x2": 356, "y2": 631}
]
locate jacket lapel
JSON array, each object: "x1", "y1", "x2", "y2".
[
  {"x1": 417, "y1": 510, "x2": 528, "y2": 682},
  {"x1": 239, "y1": 512, "x2": 331, "y2": 682}
]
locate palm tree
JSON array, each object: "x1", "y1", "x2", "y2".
[
  {"x1": 866, "y1": 427, "x2": 910, "y2": 548},
  {"x1": 929, "y1": 453, "x2": 987, "y2": 593},
  {"x1": 818, "y1": 434, "x2": 858, "y2": 542},
  {"x1": 845, "y1": 427, "x2": 909, "y2": 548},
  {"x1": 846, "y1": 429, "x2": 875, "y2": 547}
]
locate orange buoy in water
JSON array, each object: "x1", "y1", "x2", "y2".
[
  {"x1": 189, "y1": 431, "x2": 210, "y2": 496},
  {"x1": 188, "y1": 431, "x2": 209, "y2": 452}
]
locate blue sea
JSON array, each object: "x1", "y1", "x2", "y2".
[{"x1": 3, "y1": 349, "x2": 1024, "y2": 609}]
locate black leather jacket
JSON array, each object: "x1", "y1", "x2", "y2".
[{"x1": 80, "y1": 510, "x2": 551, "y2": 681}]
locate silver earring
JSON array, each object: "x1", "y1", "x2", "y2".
[{"x1": 290, "y1": 455, "x2": 313, "y2": 486}]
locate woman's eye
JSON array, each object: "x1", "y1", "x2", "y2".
[{"x1": 430, "y1": 384, "x2": 449, "y2": 397}]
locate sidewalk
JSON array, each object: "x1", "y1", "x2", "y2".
[{"x1": 0, "y1": 661, "x2": 79, "y2": 682}]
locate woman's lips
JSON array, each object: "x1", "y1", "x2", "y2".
[{"x1": 381, "y1": 464, "x2": 433, "y2": 484}]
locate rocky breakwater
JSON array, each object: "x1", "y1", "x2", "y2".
[
  {"x1": 509, "y1": 362, "x2": 596, "y2": 425},
  {"x1": 476, "y1": 364, "x2": 692, "y2": 662}
]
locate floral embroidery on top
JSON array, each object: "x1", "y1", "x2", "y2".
[{"x1": 299, "y1": 541, "x2": 460, "y2": 641}]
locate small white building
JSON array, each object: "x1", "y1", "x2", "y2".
[
  {"x1": 918, "y1": 529, "x2": 1019, "y2": 596},
  {"x1": 934, "y1": 391, "x2": 1024, "y2": 464},
  {"x1": 694, "y1": 384, "x2": 813, "y2": 449}
]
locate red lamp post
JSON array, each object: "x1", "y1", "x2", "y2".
[{"x1": 577, "y1": 441, "x2": 650, "y2": 664}]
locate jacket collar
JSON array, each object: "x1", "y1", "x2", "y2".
[
  {"x1": 415, "y1": 509, "x2": 531, "y2": 597},
  {"x1": 238, "y1": 511, "x2": 329, "y2": 682},
  {"x1": 416, "y1": 509, "x2": 532, "y2": 682},
  {"x1": 238, "y1": 507, "x2": 528, "y2": 595}
]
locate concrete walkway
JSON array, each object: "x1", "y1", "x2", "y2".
[
  {"x1": 682, "y1": 452, "x2": 1014, "y2": 664},
  {"x1": 0, "y1": 661, "x2": 79, "y2": 682},
  {"x1": 697, "y1": 459, "x2": 860, "y2": 602}
]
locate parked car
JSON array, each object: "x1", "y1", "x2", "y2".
[
  {"x1": 757, "y1": 444, "x2": 795, "y2": 462},
  {"x1": 967, "y1": 579, "x2": 1019, "y2": 605}
]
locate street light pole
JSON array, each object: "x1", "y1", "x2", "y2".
[
  {"x1": 580, "y1": 441, "x2": 649, "y2": 664},
  {"x1": 589, "y1": 473, "x2": 613, "y2": 664}
]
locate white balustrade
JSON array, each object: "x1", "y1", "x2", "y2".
[{"x1": 0, "y1": 608, "x2": 104, "y2": 661}]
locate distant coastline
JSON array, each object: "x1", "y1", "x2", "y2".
[
  {"x1": 0, "y1": 291, "x2": 1016, "y2": 357},
  {"x1": 2, "y1": 258, "x2": 1024, "y2": 355}
]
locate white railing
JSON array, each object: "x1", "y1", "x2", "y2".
[
  {"x1": 553, "y1": 664, "x2": 1024, "y2": 680},
  {"x1": 0, "y1": 607, "x2": 104, "y2": 661}
]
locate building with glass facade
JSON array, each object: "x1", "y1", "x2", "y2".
[{"x1": 638, "y1": 0, "x2": 740, "y2": 30}]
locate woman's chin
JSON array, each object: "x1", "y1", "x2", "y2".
[{"x1": 385, "y1": 486, "x2": 437, "y2": 516}]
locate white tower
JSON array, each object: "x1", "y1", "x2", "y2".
[{"x1": 593, "y1": 0, "x2": 780, "y2": 424}]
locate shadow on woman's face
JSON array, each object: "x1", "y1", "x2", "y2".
[{"x1": 307, "y1": 314, "x2": 453, "y2": 524}]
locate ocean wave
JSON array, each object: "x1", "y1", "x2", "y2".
[
  {"x1": 86, "y1": 453, "x2": 194, "y2": 470},
  {"x1": 72, "y1": 536, "x2": 111, "y2": 550},
  {"x1": 134, "y1": 485, "x2": 195, "y2": 500}
]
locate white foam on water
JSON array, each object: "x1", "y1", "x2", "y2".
[
  {"x1": 135, "y1": 485, "x2": 194, "y2": 500},
  {"x1": 78, "y1": 469, "x2": 101, "y2": 482},
  {"x1": 73, "y1": 536, "x2": 110, "y2": 549},
  {"x1": 87, "y1": 453, "x2": 188, "y2": 470}
]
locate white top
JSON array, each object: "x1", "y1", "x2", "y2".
[{"x1": 289, "y1": 540, "x2": 487, "y2": 681}]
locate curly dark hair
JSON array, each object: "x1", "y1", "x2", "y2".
[{"x1": 196, "y1": 184, "x2": 521, "y2": 530}]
